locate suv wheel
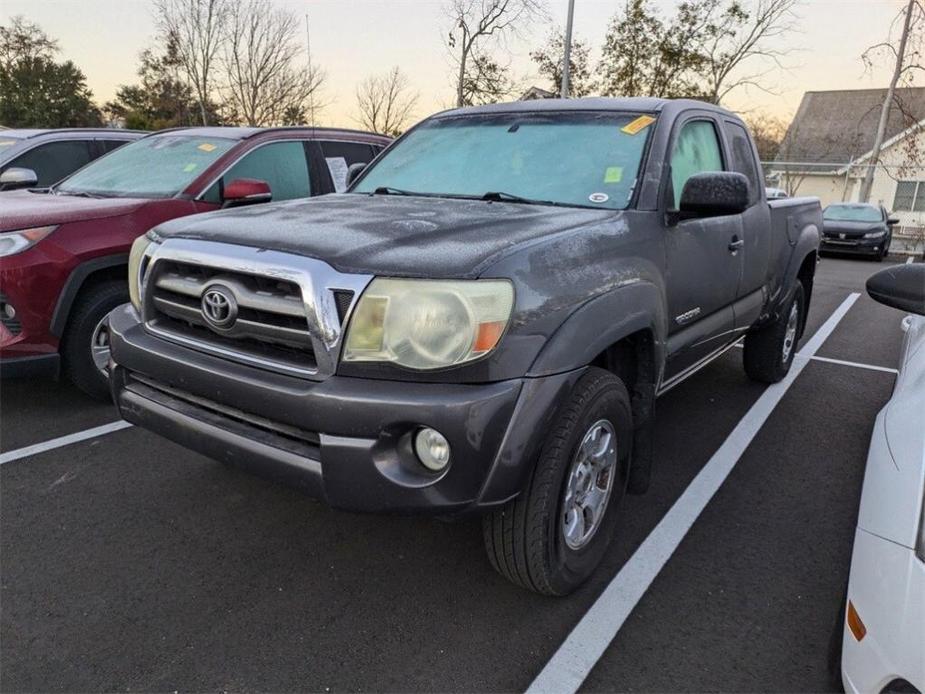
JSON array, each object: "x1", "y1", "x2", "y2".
[
  {"x1": 483, "y1": 367, "x2": 632, "y2": 595},
  {"x1": 743, "y1": 283, "x2": 805, "y2": 384},
  {"x1": 62, "y1": 281, "x2": 128, "y2": 400}
]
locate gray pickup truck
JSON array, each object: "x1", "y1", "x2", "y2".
[{"x1": 109, "y1": 98, "x2": 821, "y2": 594}]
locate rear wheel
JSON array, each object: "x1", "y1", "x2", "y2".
[
  {"x1": 62, "y1": 281, "x2": 128, "y2": 400},
  {"x1": 743, "y1": 283, "x2": 805, "y2": 384},
  {"x1": 482, "y1": 368, "x2": 632, "y2": 595}
]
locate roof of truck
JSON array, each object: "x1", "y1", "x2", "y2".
[{"x1": 435, "y1": 97, "x2": 735, "y2": 118}]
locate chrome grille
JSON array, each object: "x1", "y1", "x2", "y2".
[
  {"x1": 140, "y1": 239, "x2": 373, "y2": 379},
  {"x1": 146, "y1": 260, "x2": 318, "y2": 373}
]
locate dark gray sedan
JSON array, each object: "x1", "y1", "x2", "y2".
[{"x1": 820, "y1": 203, "x2": 897, "y2": 261}]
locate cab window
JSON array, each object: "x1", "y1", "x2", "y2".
[
  {"x1": 203, "y1": 141, "x2": 310, "y2": 204},
  {"x1": 724, "y1": 121, "x2": 760, "y2": 205},
  {"x1": 670, "y1": 120, "x2": 724, "y2": 209}
]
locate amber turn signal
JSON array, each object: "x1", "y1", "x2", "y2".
[{"x1": 847, "y1": 600, "x2": 867, "y2": 642}]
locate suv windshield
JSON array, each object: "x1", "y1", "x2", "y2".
[
  {"x1": 353, "y1": 112, "x2": 655, "y2": 210},
  {"x1": 56, "y1": 135, "x2": 235, "y2": 198},
  {"x1": 823, "y1": 204, "x2": 882, "y2": 223}
]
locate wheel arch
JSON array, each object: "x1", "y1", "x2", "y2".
[{"x1": 50, "y1": 254, "x2": 128, "y2": 338}]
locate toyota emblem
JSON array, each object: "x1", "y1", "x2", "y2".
[{"x1": 201, "y1": 285, "x2": 238, "y2": 330}]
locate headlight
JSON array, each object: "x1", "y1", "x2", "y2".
[
  {"x1": 343, "y1": 278, "x2": 514, "y2": 369},
  {"x1": 863, "y1": 231, "x2": 886, "y2": 239},
  {"x1": 128, "y1": 233, "x2": 157, "y2": 311},
  {"x1": 0, "y1": 225, "x2": 57, "y2": 257}
]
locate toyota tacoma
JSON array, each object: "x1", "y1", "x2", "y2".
[{"x1": 109, "y1": 98, "x2": 822, "y2": 594}]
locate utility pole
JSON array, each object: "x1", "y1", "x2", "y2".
[
  {"x1": 859, "y1": 0, "x2": 915, "y2": 202},
  {"x1": 305, "y1": 13, "x2": 316, "y2": 127},
  {"x1": 560, "y1": 0, "x2": 576, "y2": 98}
]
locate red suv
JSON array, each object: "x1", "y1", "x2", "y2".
[{"x1": 0, "y1": 126, "x2": 390, "y2": 397}]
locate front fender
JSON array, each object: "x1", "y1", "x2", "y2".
[{"x1": 526, "y1": 279, "x2": 667, "y2": 377}]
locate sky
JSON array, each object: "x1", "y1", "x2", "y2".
[{"x1": 0, "y1": 0, "x2": 909, "y2": 128}]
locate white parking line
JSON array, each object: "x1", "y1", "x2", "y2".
[
  {"x1": 526, "y1": 292, "x2": 860, "y2": 694},
  {"x1": 809, "y1": 354, "x2": 898, "y2": 374},
  {"x1": 0, "y1": 421, "x2": 133, "y2": 466}
]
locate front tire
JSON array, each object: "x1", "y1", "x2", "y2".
[
  {"x1": 743, "y1": 283, "x2": 805, "y2": 384},
  {"x1": 62, "y1": 281, "x2": 128, "y2": 400},
  {"x1": 483, "y1": 368, "x2": 632, "y2": 595}
]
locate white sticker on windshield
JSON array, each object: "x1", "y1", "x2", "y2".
[
  {"x1": 589, "y1": 192, "x2": 609, "y2": 204},
  {"x1": 326, "y1": 156, "x2": 349, "y2": 193}
]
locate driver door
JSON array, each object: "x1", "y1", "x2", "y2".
[{"x1": 662, "y1": 116, "x2": 744, "y2": 384}]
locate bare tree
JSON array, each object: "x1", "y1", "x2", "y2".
[
  {"x1": 220, "y1": 0, "x2": 325, "y2": 127},
  {"x1": 744, "y1": 111, "x2": 787, "y2": 161},
  {"x1": 153, "y1": 0, "x2": 227, "y2": 125},
  {"x1": 859, "y1": 0, "x2": 925, "y2": 201},
  {"x1": 355, "y1": 67, "x2": 418, "y2": 137},
  {"x1": 444, "y1": 0, "x2": 546, "y2": 107},
  {"x1": 701, "y1": 0, "x2": 800, "y2": 104}
]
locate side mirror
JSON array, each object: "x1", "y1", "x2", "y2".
[
  {"x1": 679, "y1": 172, "x2": 750, "y2": 219},
  {"x1": 887, "y1": 217, "x2": 900, "y2": 226},
  {"x1": 345, "y1": 162, "x2": 367, "y2": 188},
  {"x1": 867, "y1": 264, "x2": 925, "y2": 316},
  {"x1": 222, "y1": 178, "x2": 272, "y2": 208},
  {"x1": 0, "y1": 167, "x2": 38, "y2": 192}
]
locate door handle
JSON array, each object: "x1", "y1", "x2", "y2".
[{"x1": 728, "y1": 237, "x2": 744, "y2": 252}]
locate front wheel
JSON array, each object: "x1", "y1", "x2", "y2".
[
  {"x1": 743, "y1": 283, "x2": 805, "y2": 384},
  {"x1": 61, "y1": 281, "x2": 128, "y2": 400},
  {"x1": 483, "y1": 368, "x2": 632, "y2": 595}
]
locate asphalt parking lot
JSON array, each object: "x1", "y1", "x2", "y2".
[{"x1": 0, "y1": 257, "x2": 910, "y2": 693}]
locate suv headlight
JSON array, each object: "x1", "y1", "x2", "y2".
[
  {"x1": 343, "y1": 278, "x2": 514, "y2": 369},
  {"x1": 128, "y1": 232, "x2": 158, "y2": 311},
  {"x1": 0, "y1": 225, "x2": 57, "y2": 257},
  {"x1": 863, "y1": 231, "x2": 886, "y2": 239}
]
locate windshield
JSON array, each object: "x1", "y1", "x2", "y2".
[
  {"x1": 353, "y1": 112, "x2": 655, "y2": 210},
  {"x1": 56, "y1": 135, "x2": 236, "y2": 198},
  {"x1": 823, "y1": 204, "x2": 882, "y2": 223}
]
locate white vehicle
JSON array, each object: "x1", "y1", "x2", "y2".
[{"x1": 841, "y1": 263, "x2": 925, "y2": 694}]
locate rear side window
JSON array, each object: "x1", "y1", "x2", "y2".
[
  {"x1": 319, "y1": 140, "x2": 377, "y2": 192},
  {"x1": 9, "y1": 140, "x2": 93, "y2": 187},
  {"x1": 670, "y1": 120, "x2": 724, "y2": 209},
  {"x1": 203, "y1": 141, "x2": 311, "y2": 203},
  {"x1": 725, "y1": 122, "x2": 760, "y2": 205}
]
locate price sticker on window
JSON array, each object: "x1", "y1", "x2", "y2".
[{"x1": 621, "y1": 115, "x2": 656, "y2": 135}]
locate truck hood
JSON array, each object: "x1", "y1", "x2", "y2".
[
  {"x1": 0, "y1": 190, "x2": 150, "y2": 232},
  {"x1": 152, "y1": 193, "x2": 620, "y2": 278}
]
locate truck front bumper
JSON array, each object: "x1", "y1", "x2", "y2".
[{"x1": 108, "y1": 304, "x2": 580, "y2": 515}]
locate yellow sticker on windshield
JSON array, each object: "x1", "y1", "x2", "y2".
[
  {"x1": 197, "y1": 143, "x2": 217, "y2": 152},
  {"x1": 604, "y1": 166, "x2": 623, "y2": 183},
  {"x1": 183, "y1": 163, "x2": 198, "y2": 172},
  {"x1": 621, "y1": 115, "x2": 656, "y2": 135}
]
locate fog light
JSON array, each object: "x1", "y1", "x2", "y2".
[
  {"x1": 414, "y1": 427, "x2": 450, "y2": 471},
  {"x1": 1, "y1": 302, "x2": 14, "y2": 320}
]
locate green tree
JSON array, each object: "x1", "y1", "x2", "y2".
[
  {"x1": 105, "y1": 36, "x2": 215, "y2": 130},
  {"x1": 598, "y1": 0, "x2": 710, "y2": 99},
  {"x1": 0, "y1": 17, "x2": 101, "y2": 127},
  {"x1": 530, "y1": 30, "x2": 597, "y2": 97}
]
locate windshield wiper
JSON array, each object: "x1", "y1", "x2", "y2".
[
  {"x1": 372, "y1": 186, "x2": 417, "y2": 196},
  {"x1": 56, "y1": 190, "x2": 104, "y2": 199},
  {"x1": 481, "y1": 191, "x2": 558, "y2": 206}
]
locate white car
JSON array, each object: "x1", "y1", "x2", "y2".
[{"x1": 842, "y1": 263, "x2": 925, "y2": 694}]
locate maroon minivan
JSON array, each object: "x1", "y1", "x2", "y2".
[{"x1": 0, "y1": 126, "x2": 390, "y2": 397}]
